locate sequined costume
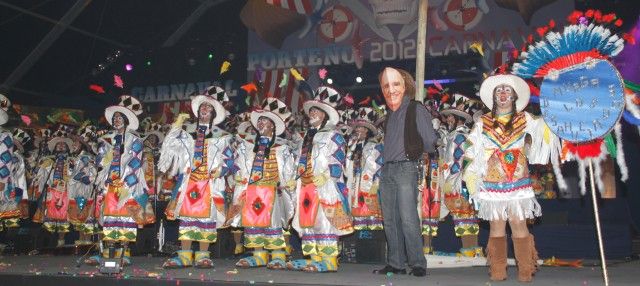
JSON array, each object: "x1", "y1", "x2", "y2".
[
  {"x1": 158, "y1": 125, "x2": 233, "y2": 244},
  {"x1": 346, "y1": 139, "x2": 383, "y2": 230},
  {"x1": 95, "y1": 130, "x2": 151, "y2": 242},
  {"x1": 291, "y1": 128, "x2": 352, "y2": 261},
  {"x1": 230, "y1": 136, "x2": 294, "y2": 247}
]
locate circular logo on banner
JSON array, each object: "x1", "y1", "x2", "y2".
[
  {"x1": 443, "y1": 0, "x2": 483, "y2": 31},
  {"x1": 539, "y1": 59, "x2": 625, "y2": 143},
  {"x1": 318, "y1": 5, "x2": 354, "y2": 43}
]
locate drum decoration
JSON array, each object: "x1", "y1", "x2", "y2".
[{"x1": 512, "y1": 10, "x2": 637, "y2": 286}]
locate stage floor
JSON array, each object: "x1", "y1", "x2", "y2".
[{"x1": 0, "y1": 255, "x2": 638, "y2": 286}]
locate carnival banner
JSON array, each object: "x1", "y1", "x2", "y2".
[
  {"x1": 243, "y1": 0, "x2": 574, "y2": 112},
  {"x1": 244, "y1": 0, "x2": 575, "y2": 71}
]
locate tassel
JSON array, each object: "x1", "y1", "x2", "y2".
[
  {"x1": 614, "y1": 123, "x2": 628, "y2": 181},
  {"x1": 577, "y1": 159, "x2": 587, "y2": 195},
  {"x1": 551, "y1": 150, "x2": 567, "y2": 190},
  {"x1": 593, "y1": 156, "x2": 605, "y2": 193}
]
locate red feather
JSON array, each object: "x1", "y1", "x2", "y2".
[
  {"x1": 594, "y1": 10, "x2": 602, "y2": 22},
  {"x1": 585, "y1": 10, "x2": 594, "y2": 18},
  {"x1": 567, "y1": 11, "x2": 582, "y2": 24},
  {"x1": 622, "y1": 33, "x2": 636, "y2": 45},
  {"x1": 89, "y1": 84, "x2": 105, "y2": 94},
  {"x1": 536, "y1": 26, "x2": 549, "y2": 37},
  {"x1": 548, "y1": 19, "x2": 556, "y2": 29},
  {"x1": 614, "y1": 19, "x2": 623, "y2": 27},
  {"x1": 565, "y1": 139, "x2": 603, "y2": 159}
]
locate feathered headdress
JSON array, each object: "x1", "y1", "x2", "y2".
[{"x1": 513, "y1": 10, "x2": 636, "y2": 195}]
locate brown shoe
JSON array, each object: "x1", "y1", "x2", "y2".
[
  {"x1": 513, "y1": 235, "x2": 539, "y2": 283},
  {"x1": 486, "y1": 236, "x2": 507, "y2": 281}
]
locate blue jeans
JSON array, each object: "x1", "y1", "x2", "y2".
[{"x1": 380, "y1": 160, "x2": 427, "y2": 269}]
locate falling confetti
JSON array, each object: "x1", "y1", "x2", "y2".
[
  {"x1": 343, "y1": 93, "x2": 354, "y2": 105},
  {"x1": 89, "y1": 84, "x2": 105, "y2": 94},
  {"x1": 469, "y1": 42, "x2": 484, "y2": 57},
  {"x1": 318, "y1": 68, "x2": 328, "y2": 79},
  {"x1": 20, "y1": 115, "x2": 31, "y2": 126},
  {"x1": 241, "y1": 82, "x2": 258, "y2": 94},
  {"x1": 358, "y1": 96, "x2": 371, "y2": 106},
  {"x1": 290, "y1": 68, "x2": 305, "y2": 81},
  {"x1": 220, "y1": 60, "x2": 231, "y2": 74},
  {"x1": 113, "y1": 75, "x2": 124, "y2": 88},
  {"x1": 278, "y1": 73, "x2": 289, "y2": 88}
]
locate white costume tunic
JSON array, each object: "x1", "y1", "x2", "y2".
[
  {"x1": 464, "y1": 112, "x2": 560, "y2": 221},
  {"x1": 96, "y1": 130, "x2": 150, "y2": 242},
  {"x1": 345, "y1": 139, "x2": 383, "y2": 230},
  {"x1": 33, "y1": 153, "x2": 73, "y2": 232},
  {"x1": 229, "y1": 135, "x2": 295, "y2": 249},
  {"x1": 292, "y1": 128, "x2": 352, "y2": 257},
  {"x1": 158, "y1": 125, "x2": 233, "y2": 243}
]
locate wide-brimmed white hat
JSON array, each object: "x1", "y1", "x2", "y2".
[
  {"x1": 48, "y1": 129, "x2": 74, "y2": 152},
  {"x1": 250, "y1": 98, "x2": 291, "y2": 136},
  {"x1": 105, "y1": 95, "x2": 143, "y2": 130},
  {"x1": 303, "y1": 86, "x2": 343, "y2": 127},
  {"x1": 12, "y1": 128, "x2": 31, "y2": 153},
  {"x1": 441, "y1": 93, "x2": 481, "y2": 123},
  {"x1": 0, "y1": 94, "x2": 11, "y2": 125},
  {"x1": 191, "y1": 85, "x2": 228, "y2": 126},
  {"x1": 143, "y1": 121, "x2": 165, "y2": 142},
  {"x1": 351, "y1": 107, "x2": 378, "y2": 135},
  {"x1": 479, "y1": 74, "x2": 530, "y2": 112}
]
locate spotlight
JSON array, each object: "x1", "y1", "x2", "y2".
[
  {"x1": 327, "y1": 78, "x2": 333, "y2": 85},
  {"x1": 356, "y1": 76, "x2": 363, "y2": 83},
  {"x1": 125, "y1": 64, "x2": 133, "y2": 71}
]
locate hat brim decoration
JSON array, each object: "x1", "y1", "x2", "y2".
[
  {"x1": 303, "y1": 101, "x2": 340, "y2": 127},
  {"x1": 440, "y1": 109, "x2": 473, "y2": 122},
  {"x1": 250, "y1": 110, "x2": 285, "y2": 136},
  {"x1": 48, "y1": 137, "x2": 74, "y2": 152},
  {"x1": 352, "y1": 120, "x2": 378, "y2": 135},
  {"x1": 237, "y1": 121, "x2": 256, "y2": 137},
  {"x1": 105, "y1": 95, "x2": 143, "y2": 131},
  {"x1": 0, "y1": 94, "x2": 11, "y2": 125},
  {"x1": 105, "y1": 106, "x2": 139, "y2": 131},
  {"x1": 479, "y1": 74, "x2": 530, "y2": 112},
  {"x1": 303, "y1": 86, "x2": 342, "y2": 127},
  {"x1": 0, "y1": 110, "x2": 8, "y2": 126},
  {"x1": 191, "y1": 95, "x2": 226, "y2": 126}
]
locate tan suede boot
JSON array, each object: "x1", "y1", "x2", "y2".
[
  {"x1": 513, "y1": 235, "x2": 539, "y2": 282},
  {"x1": 486, "y1": 236, "x2": 507, "y2": 281}
]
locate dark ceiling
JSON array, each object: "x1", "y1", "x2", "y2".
[
  {"x1": 0, "y1": 0, "x2": 639, "y2": 121},
  {"x1": 0, "y1": 0, "x2": 247, "y2": 117}
]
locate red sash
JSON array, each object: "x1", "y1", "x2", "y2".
[
  {"x1": 46, "y1": 188, "x2": 69, "y2": 221},
  {"x1": 179, "y1": 179, "x2": 212, "y2": 218},
  {"x1": 298, "y1": 184, "x2": 319, "y2": 228},
  {"x1": 242, "y1": 185, "x2": 276, "y2": 227}
]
